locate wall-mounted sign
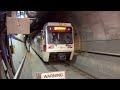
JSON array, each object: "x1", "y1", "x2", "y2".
[
  {"x1": 36, "y1": 71, "x2": 65, "y2": 79},
  {"x1": 7, "y1": 17, "x2": 30, "y2": 34}
]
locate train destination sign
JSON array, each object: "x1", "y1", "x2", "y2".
[{"x1": 36, "y1": 71, "x2": 65, "y2": 79}]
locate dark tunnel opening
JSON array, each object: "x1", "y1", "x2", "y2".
[
  {"x1": 29, "y1": 11, "x2": 72, "y2": 39},
  {"x1": 30, "y1": 11, "x2": 71, "y2": 30}
]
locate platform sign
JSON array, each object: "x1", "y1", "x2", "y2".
[
  {"x1": 36, "y1": 71, "x2": 65, "y2": 79},
  {"x1": 7, "y1": 17, "x2": 30, "y2": 34}
]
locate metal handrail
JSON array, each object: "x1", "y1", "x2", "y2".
[
  {"x1": 13, "y1": 51, "x2": 28, "y2": 79},
  {"x1": 10, "y1": 35, "x2": 24, "y2": 43}
]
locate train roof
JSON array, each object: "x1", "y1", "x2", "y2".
[{"x1": 44, "y1": 22, "x2": 72, "y2": 27}]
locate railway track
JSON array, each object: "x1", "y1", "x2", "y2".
[
  {"x1": 64, "y1": 60, "x2": 97, "y2": 79},
  {"x1": 45, "y1": 63, "x2": 58, "y2": 71},
  {"x1": 46, "y1": 61, "x2": 96, "y2": 79}
]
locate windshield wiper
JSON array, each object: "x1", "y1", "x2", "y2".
[{"x1": 55, "y1": 42, "x2": 57, "y2": 46}]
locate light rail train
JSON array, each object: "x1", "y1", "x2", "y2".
[{"x1": 31, "y1": 22, "x2": 74, "y2": 62}]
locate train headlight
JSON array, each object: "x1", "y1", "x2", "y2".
[
  {"x1": 48, "y1": 45, "x2": 54, "y2": 49},
  {"x1": 67, "y1": 45, "x2": 72, "y2": 48}
]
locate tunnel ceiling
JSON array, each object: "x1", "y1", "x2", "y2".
[{"x1": 30, "y1": 11, "x2": 72, "y2": 33}]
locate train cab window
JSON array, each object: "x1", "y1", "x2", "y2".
[{"x1": 47, "y1": 26, "x2": 73, "y2": 44}]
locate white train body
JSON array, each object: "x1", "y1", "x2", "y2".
[{"x1": 32, "y1": 22, "x2": 74, "y2": 62}]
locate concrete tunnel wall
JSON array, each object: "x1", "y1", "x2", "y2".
[
  {"x1": 64, "y1": 11, "x2": 120, "y2": 78},
  {"x1": 65, "y1": 11, "x2": 120, "y2": 53}
]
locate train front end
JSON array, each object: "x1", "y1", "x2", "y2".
[{"x1": 45, "y1": 22, "x2": 74, "y2": 62}]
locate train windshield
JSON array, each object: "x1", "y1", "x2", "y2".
[{"x1": 47, "y1": 26, "x2": 73, "y2": 44}]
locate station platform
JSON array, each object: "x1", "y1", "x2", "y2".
[{"x1": 10, "y1": 34, "x2": 48, "y2": 79}]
